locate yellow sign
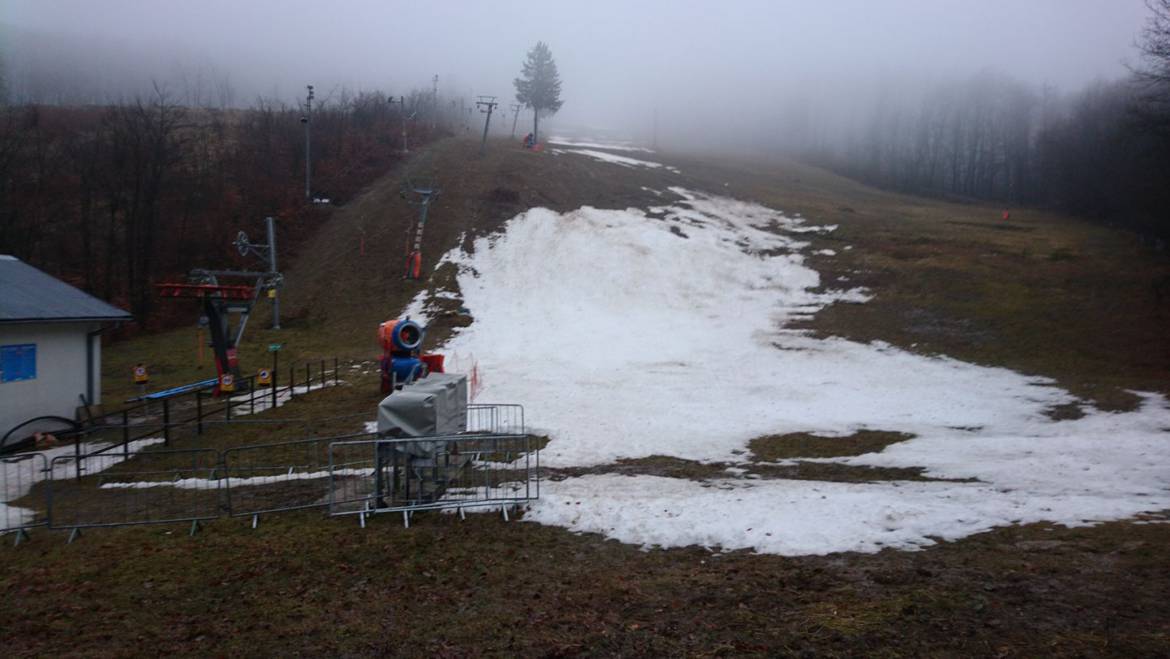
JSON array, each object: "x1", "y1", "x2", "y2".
[
  {"x1": 267, "y1": 288, "x2": 277, "y2": 299},
  {"x1": 257, "y1": 368, "x2": 271, "y2": 386},
  {"x1": 219, "y1": 373, "x2": 236, "y2": 392},
  {"x1": 133, "y1": 365, "x2": 149, "y2": 384}
]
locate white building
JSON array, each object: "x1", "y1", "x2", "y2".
[{"x1": 0, "y1": 255, "x2": 131, "y2": 448}]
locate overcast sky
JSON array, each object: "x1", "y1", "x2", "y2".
[{"x1": 1, "y1": 0, "x2": 1153, "y2": 135}]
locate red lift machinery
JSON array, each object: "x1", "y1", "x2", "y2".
[{"x1": 155, "y1": 217, "x2": 283, "y2": 396}]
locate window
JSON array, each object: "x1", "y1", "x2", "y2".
[{"x1": 0, "y1": 344, "x2": 37, "y2": 382}]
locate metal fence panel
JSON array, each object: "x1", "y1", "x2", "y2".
[
  {"x1": 48, "y1": 449, "x2": 221, "y2": 529},
  {"x1": 466, "y1": 404, "x2": 525, "y2": 435},
  {"x1": 328, "y1": 434, "x2": 539, "y2": 517},
  {"x1": 2, "y1": 452, "x2": 49, "y2": 534},
  {"x1": 222, "y1": 432, "x2": 374, "y2": 517}
]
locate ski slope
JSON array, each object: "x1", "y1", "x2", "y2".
[{"x1": 408, "y1": 187, "x2": 1170, "y2": 556}]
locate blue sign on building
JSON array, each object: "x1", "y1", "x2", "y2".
[{"x1": 0, "y1": 344, "x2": 37, "y2": 382}]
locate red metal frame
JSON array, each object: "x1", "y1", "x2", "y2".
[{"x1": 155, "y1": 283, "x2": 255, "y2": 300}]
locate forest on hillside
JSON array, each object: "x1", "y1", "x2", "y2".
[
  {"x1": 0, "y1": 84, "x2": 445, "y2": 328},
  {"x1": 801, "y1": 3, "x2": 1170, "y2": 244}
]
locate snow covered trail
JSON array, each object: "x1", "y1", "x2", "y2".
[
  {"x1": 547, "y1": 136, "x2": 654, "y2": 153},
  {"x1": 552, "y1": 148, "x2": 681, "y2": 173},
  {"x1": 414, "y1": 187, "x2": 1170, "y2": 556}
]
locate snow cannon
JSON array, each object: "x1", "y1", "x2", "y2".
[
  {"x1": 378, "y1": 318, "x2": 444, "y2": 394},
  {"x1": 379, "y1": 319, "x2": 423, "y2": 353}
]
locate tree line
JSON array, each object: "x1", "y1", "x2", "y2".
[
  {"x1": 804, "y1": 2, "x2": 1170, "y2": 245},
  {"x1": 0, "y1": 84, "x2": 443, "y2": 327}
]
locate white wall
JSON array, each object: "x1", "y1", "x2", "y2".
[{"x1": 0, "y1": 322, "x2": 98, "y2": 441}]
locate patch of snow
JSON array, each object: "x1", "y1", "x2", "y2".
[
  {"x1": 560, "y1": 149, "x2": 681, "y2": 173},
  {"x1": 548, "y1": 137, "x2": 654, "y2": 153},
  {"x1": 815, "y1": 249, "x2": 837, "y2": 256},
  {"x1": 524, "y1": 473, "x2": 1169, "y2": 556},
  {"x1": 227, "y1": 381, "x2": 335, "y2": 417},
  {"x1": 99, "y1": 467, "x2": 371, "y2": 490},
  {"x1": 421, "y1": 188, "x2": 1170, "y2": 555}
]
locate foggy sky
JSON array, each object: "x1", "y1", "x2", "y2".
[{"x1": 1, "y1": 0, "x2": 1153, "y2": 144}]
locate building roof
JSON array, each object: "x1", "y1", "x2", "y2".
[{"x1": 0, "y1": 255, "x2": 132, "y2": 324}]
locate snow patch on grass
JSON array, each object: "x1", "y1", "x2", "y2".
[
  {"x1": 415, "y1": 187, "x2": 1170, "y2": 555},
  {"x1": 547, "y1": 136, "x2": 654, "y2": 153},
  {"x1": 559, "y1": 148, "x2": 680, "y2": 173}
]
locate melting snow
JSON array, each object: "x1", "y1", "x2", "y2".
[
  {"x1": 547, "y1": 136, "x2": 654, "y2": 153},
  {"x1": 411, "y1": 187, "x2": 1170, "y2": 556},
  {"x1": 558, "y1": 148, "x2": 680, "y2": 173}
]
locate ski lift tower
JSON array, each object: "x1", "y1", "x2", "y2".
[
  {"x1": 401, "y1": 182, "x2": 439, "y2": 280},
  {"x1": 232, "y1": 216, "x2": 283, "y2": 330},
  {"x1": 155, "y1": 217, "x2": 283, "y2": 396}
]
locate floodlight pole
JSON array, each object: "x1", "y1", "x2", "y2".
[
  {"x1": 510, "y1": 103, "x2": 521, "y2": 139},
  {"x1": 431, "y1": 74, "x2": 438, "y2": 130},
  {"x1": 302, "y1": 85, "x2": 315, "y2": 199},
  {"x1": 476, "y1": 96, "x2": 498, "y2": 156},
  {"x1": 389, "y1": 95, "x2": 408, "y2": 154}
]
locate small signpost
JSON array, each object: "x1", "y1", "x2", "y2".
[
  {"x1": 268, "y1": 343, "x2": 283, "y2": 408},
  {"x1": 220, "y1": 373, "x2": 235, "y2": 393},
  {"x1": 133, "y1": 363, "x2": 149, "y2": 406},
  {"x1": 257, "y1": 368, "x2": 271, "y2": 386}
]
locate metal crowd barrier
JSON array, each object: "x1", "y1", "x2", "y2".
[
  {"x1": 466, "y1": 404, "x2": 526, "y2": 436},
  {"x1": 1, "y1": 452, "x2": 49, "y2": 543},
  {"x1": 1, "y1": 401, "x2": 535, "y2": 541},
  {"x1": 221, "y1": 433, "x2": 371, "y2": 525},
  {"x1": 327, "y1": 434, "x2": 540, "y2": 526},
  {"x1": 47, "y1": 448, "x2": 221, "y2": 539}
]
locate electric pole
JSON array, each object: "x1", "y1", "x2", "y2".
[
  {"x1": 476, "y1": 96, "x2": 498, "y2": 155},
  {"x1": 510, "y1": 103, "x2": 521, "y2": 139},
  {"x1": 431, "y1": 74, "x2": 438, "y2": 130},
  {"x1": 652, "y1": 106, "x2": 659, "y2": 151},
  {"x1": 301, "y1": 85, "x2": 314, "y2": 199},
  {"x1": 388, "y1": 95, "x2": 409, "y2": 154}
]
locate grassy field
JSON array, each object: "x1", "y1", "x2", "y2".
[{"x1": 4, "y1": 136, "x2": 1170, "y2": 656}]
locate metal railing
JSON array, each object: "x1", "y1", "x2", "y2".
[
  {"x1": 2, "y1": 402, "x2": 535, "y2": 539},
  {"x1": 47, "y1": 448, "x2": 221, "y2": 533},
  {"x1": 466, "y1": 403, "x2": 526, "y2": 435},
  {"x1": 1, "y1": 452, "x2": 49, "y2": 541},
  {"x1": 327, "y1": 434, "x2": 540, "y2": 523},
  {"x1": 18, "y1": 360, "x2": 346, "y2": 482},
  {"x1": 221, "y1": 432, "x2": 368, "y2": 520}
]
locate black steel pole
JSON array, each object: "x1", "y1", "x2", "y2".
[
  {"x1": 272, "y1": 350, "x2": 279, "y2": 408},
  {"x1": 163, "y1": 398, "x2": 171, "y2": 446}
]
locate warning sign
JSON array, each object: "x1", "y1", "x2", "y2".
[
  {"x1": 220, "y1": 373, "x2": 236, "y2": 393},
  {"x1": 133, "y1": 364, "x2": 149, "y2": 384},
  {"x1": 257, "y1": 368, "x2": 271, "y2": 386}
]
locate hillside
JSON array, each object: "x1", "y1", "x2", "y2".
[{"x1": 23, "y1": 134, "x2": 1165, "y2": 655}]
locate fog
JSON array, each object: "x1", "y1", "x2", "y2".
[{"x1": 0, "y1": 0, "x2": 1152, "y2": 152}]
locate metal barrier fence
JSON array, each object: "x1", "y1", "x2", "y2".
[
  {"x1": 327, "y1": 434, "x2": 540, "y2": 524},
  {"x1": 47, "y1": 448, "x2": 221, "y2": 535},
  {"x1": 221, "y1": 432, "x2": 370, "y2": 521},
  {"x1": 466, "y1": 403, "x2": 526, "y2": 435},
  {"x1": 2, "y1": 358, "x2": 345, "y2": 463},
  {"x1": 3, "y1": 402, "x2": 535, "y2": 540},
  {"x1": 1, "y1": 452, "x2": 49, "y2": 541}
]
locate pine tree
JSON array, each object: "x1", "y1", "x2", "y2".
[{"x1": 513, "y1": 42, "x2": 563, "y2": 144}]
